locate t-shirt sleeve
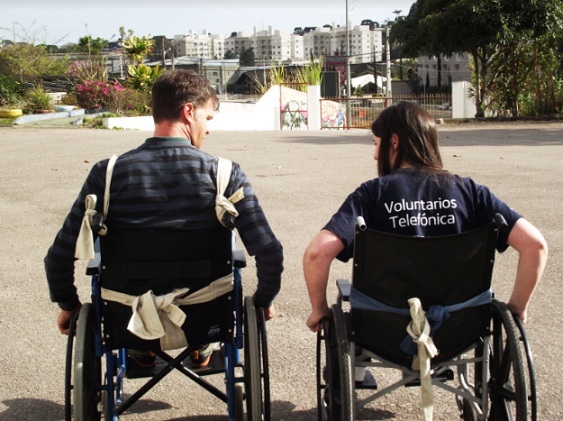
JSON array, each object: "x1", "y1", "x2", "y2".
[
  {"x1": 474, "y1": 183, "x2": 522, "y2": 252},
  {"x1": 322, "y1": 183, "x2": 373, "y2": 262}
]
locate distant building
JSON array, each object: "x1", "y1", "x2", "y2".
[
  {"x1": 169, "y1": 22, "x2": 383, "y2": 65},
  {"x1": 417, "y1": 53, "x2": 472, "y2": 89},
  {"x1": 173, "y1": 31, "x2": 226, "y2": 60}
]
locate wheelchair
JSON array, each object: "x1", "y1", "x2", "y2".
[
  {"x1": 64, "y1": 225, "x2": 270, "y2": 420},
  {"x1": 316, "y1": 215, "x2": 537, "y2": 420}
]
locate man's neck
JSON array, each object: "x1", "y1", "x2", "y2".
[{"x1": 153, "y1": 121, "x2": 191, "y2": 141}]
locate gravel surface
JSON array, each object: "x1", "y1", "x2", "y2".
[{"x1": 1, "y1": 121, "x2": 562, "y2": 420}]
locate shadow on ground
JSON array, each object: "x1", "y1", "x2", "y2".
[
  {"x1": 277, "y1": 127, "x2": 563, "y2": 147},
  {"x1": 1, "y1": 397, "x2": 172, "y2": 420}
]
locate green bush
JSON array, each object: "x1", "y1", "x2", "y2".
[
  {"x1": 0, "y1": 75, "x2": 26, "y2": 107},
  {"x1": 24, "y1": 86, "x2": 52, "y2": 112}
]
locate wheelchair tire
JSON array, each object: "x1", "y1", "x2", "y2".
[
  {"x1": 244, "y1": 296, "x2": 263, "y2": 420},
  {"x1": 234, "y1": 383, "x2": 245, "y2": 420},
  {"x1": 488, "y1": 300, "x2": 528, "y2": 420},
  {"x1": 64, "y1": 312, "x2": 79, "y2": 421},
  {"x1": 73, "y1": 303, "x2": 102, "y2": 421},
  {"x1": 331, "y1": 305, "x2": 354, "y2": 421},
  {"x1": 316, "y1": 324, "x2": 330, "y2": 421},
  {"x1": 460, "y1": 398, "x2": 478, "y2": 421}
]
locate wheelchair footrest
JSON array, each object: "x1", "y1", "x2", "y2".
[
  {"x1": 126, "y1": 355, "x2": 169, "y2": 379},
  {"x1": 403, "y1": 367, "x2": 454, "y2": 387},
  {"x1": 184, "y1": 349, "x2": 225, "y2": 376},
  {"x1": 126, "y1": 349, "x2": 226, "y2": 379},
  {"x1": 356, "y1": 370, "x2": 378, "y2": 390}
]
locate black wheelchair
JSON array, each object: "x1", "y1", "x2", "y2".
[
  {"x1": 65, "y1": 225, "x2": 270, "y2": 420},
  {"x1": 316, "y1": 216, "x2": 537, "y2": 420}
]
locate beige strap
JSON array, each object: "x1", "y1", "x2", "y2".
[
  {"x1": 75, "y1": 194, "x2": 101, "y2": 259},
  {"x1": 75, "y1": 155, "x2": 118, "y2": 259},
  {"x1": 101, "y1": 274, "x2": 233, "y2": 350},
  {"x1": 103, "y1": 154, "x2": 118, "y2": 219},
  {"x1": 215, "y1": 157, "x2": 244, "y2": 228},
  {"x1": 407, "y1": 297, "x2": 438, "y2": 421}
]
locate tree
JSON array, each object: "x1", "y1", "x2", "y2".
[
  {"x1": 392, "y1": 0, "x2": 561, "y2": 117},
  {"x1": 76, "y1": 36, "x2": 107, "y2": 55},
  {"x1": 122, "y1": 35, "x2": 155, "y2": 66},
  {"x1": 224, "y1": 50, "x2": 237, "y2": 59},
  {"x1": 0, "y1": 42, "x2": 68, "y2": 83},
  {"x1": 239, "y1": 47, "x2": 255, "y2": 67}
]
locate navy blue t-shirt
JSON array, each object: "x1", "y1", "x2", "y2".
[{"x1": 323, "y1": 168, "x2": 521, "y2": 262}]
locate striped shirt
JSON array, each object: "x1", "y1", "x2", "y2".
[{"x1": 45, "y1": 137, "x2": 283, "y2": 310}]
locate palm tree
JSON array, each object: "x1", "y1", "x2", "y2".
[{"x1": 122, "y1": 35, "x2": 155, "y2": 66}]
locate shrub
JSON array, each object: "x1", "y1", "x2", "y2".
[
  {"x1": 76, "y1": 80, "x2": 126, "y2": 110},
  {"x1": 0, "y1": 75, "x2": 26, "y2": 107},
  {"x1": 76, "y1": 79, "x2": 151, "y2": 115},
  {"x1": 24, "y1": 85, "x2": 52, "y2": 112}
]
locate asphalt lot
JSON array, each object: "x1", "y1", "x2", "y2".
[{"x1": 1, "y1": 122, "x2": 562, "y2": 420}]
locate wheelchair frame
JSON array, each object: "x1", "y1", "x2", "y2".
[
  {"x1": 316, "y1": 217, "x2": 537, "y2": 421},
  {"x1": 64, "y1": 241, "x2": 270, "y2": 421}
]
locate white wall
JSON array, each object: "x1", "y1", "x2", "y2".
[
  {"x1": 103, "y1": 85, "x2": 325, "y2": 131},
  {"x1": 452, "y1": 81, "x2": 477, "y2": 119}
]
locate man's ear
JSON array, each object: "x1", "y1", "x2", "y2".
[{"x1": 182, "y1": 102, "x2": 195, "y2": 121}]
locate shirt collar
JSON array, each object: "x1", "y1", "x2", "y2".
[{"x1": 143, "y1": 137, "x2": 193, "y2": 148}]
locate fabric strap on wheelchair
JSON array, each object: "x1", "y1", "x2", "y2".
[
  {"x1": 349, "y1": 287, "x2": 492, "y2": 349},
  {"x1": 100, "y1": 274, "x2": 233, "y2": 350},
  {"x1": 76, "y1": 156, "x2": 241, "y2": 257},
  {"x1": 349, "y1": 287, "x2": 492, "y2": 421},
  {"x1": 75, "y1": 154, "x2": 118, "y2": 259},
  {"x1": 215, "y1": 157, "x2": 244, "y2": 229}
]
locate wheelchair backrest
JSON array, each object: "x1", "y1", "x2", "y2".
[
  {"x1": 350, "y1": 220, "x2": 499, "y2": 365},
  {"x1": 98, "y1": 226, "x2": 235, "y2": 350}
]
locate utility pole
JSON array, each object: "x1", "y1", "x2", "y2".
[
  {"x1": 345, "y1": 0, "x2": 352, "y2": 128},
  {"x1": 161, "y1": 37, "x2": 166, "y2": 67},
  {"x1": 385, "y1": 25, "x2": 392, "y2": 98}
]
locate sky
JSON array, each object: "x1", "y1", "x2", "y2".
[{"x1": 1, "y1": 0, "x2": 415, "y2": 46}]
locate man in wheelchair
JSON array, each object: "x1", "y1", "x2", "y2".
[
  {"x1": 303, "y1": 101, "x2": 547, "y2": 420},
  {"x1": 44, "y1": 70, "x2": 283, "y2": 419},
  {"x1": 46, "y1": 69, "x2": 282, "y2": 334}
]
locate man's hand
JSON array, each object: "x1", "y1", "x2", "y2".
[
  {"x1": 262, "y1": 304, "x2": 275, "y2": 321},
  {"x1": 57, "y1": 303, "x2": 82, "y2": 335}
]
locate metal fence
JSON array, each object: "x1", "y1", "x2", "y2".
[{"x1": 320, "y1": 94, "x2": 452, "y2": 129}]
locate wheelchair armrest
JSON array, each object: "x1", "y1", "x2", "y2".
[
  {"x1": 336, "y1": 278, "x2": 351, "y2": 301},
  {"x1": 233, "y1": 249, "x2": 247, "y2": 268},
  {"x1": 86, "y1": 252, "x2": 101, "y2": 275}
]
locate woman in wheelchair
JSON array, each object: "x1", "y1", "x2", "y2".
[{"x1": 304, "y1": 100, "x2": 547, "y2": 330}]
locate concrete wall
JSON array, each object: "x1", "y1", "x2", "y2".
[
  {"x1": 103, "y1": 85, "x2": 323, "y2": 131},
  {"x1": 452, "y1": 81, "x2": 477, "y2": 119}
]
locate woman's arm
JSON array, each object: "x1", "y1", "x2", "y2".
[
  {"x1": 303, "y1": 230, "x2": 345, "y2": 332},
  {"x1": 506, "y1": 218, "x2": 548, "y2": 322}
]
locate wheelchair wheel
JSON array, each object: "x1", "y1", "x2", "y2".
[
  {"x1": 64, "y1": 312, "x2": 79, "y2": 421},
  {"x1": 488, "y1": 300, "x2": 529, "y2": 420},
  {"x1": 316, "y1": 320, "x2": 331, "y2": 420},
  {"x1": 332, "y1": 305, "x2": 354, "y2": 421},
  {"x1": 73, "y1": 303, "x2": 102, "y2": 421},
  {"x1": 234, "y1": 383, "x2": 245, "y2": 420},
  {"x1": 318, "y1": 305, "x2": 354, "y2": 421},
  {"x1": 243, "y1": 296, "x2": 264, "y2": 420}
]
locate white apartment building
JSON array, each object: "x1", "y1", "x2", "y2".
[
  {"x1": 170, "y1": 22, "x2": 382, "y2": 65},
  {"x1": 224, "y1": 31, "x2": 253, "y2": 57},
  {"x1": 224, "y1": 27, "x2": 304, "y2": 64},
  {"x1": 417, "y1": 53, "x2": 472, "y2": 87},
  {"x1": 174, "y1": 31, "x2": 226, "y2": 60},
  {"x1": 302, "y1": 23, "x2": 383, "y2": 64}
]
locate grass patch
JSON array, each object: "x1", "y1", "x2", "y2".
[{"x1": 0, "y1": 117, "x2": 17, "y2": 127}]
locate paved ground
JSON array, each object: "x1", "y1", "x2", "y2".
[{"x1": 0, "y1": 122, "x2": 562, "y2": 420}]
